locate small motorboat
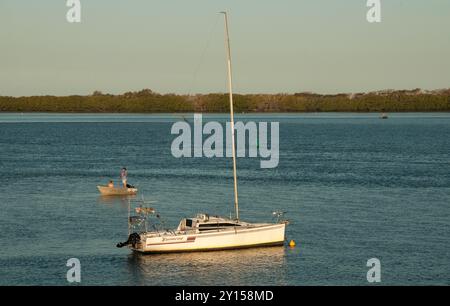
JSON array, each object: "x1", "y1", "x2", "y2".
[
  {"x1": 97, "y1": 185, "x2": 138, "y2": 196},
  {"x1": 380, "y1": 113, "x2": 388, "y2": 119}
]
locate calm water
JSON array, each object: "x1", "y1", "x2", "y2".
[{"x1": 0, "y1": 113, "x2": 449, "y2": 285}]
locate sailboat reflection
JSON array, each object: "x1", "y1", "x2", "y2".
[{"x1": 126, "y1": 246, "x2": 288, "y2": 285}]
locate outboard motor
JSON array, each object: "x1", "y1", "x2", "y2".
[{"x1": 116, "y1": 232, "x2": 141, "y2": 248}]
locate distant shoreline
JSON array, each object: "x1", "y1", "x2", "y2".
[{"x1": 1, "y1": 88, "x2": 449, "y2": 113}]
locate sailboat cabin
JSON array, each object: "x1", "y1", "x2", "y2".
[{"x1": 176, "y1": 214, "x2": 243, "y2": 233}]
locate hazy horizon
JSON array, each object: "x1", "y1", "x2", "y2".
[
  {"x1": 2, "y1": 87, "x2": 450, "y2": 98},
  {"x1": 1, "y1": 0, "x2": 449, "y2": 97}
]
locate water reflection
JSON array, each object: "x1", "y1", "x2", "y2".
[
  {"x1": 126, "y1": 246, "x2": 288, "y2": 285},
  {"x1": 97, "y1": 195, "x2": 136, "y2": 207}
]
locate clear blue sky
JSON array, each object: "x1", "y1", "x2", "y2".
[{"x1": 1, "y1": 0, "x2": 449, "y2": 96}]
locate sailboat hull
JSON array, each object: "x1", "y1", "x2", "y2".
[{"x1": 132, "y1": 223, "x2": 286, "y2": 253}]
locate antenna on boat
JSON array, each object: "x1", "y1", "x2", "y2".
[
  {"x1": 220, "y1": 11, "x2": 239, "y2": 221},
  {"x1": 127, "y1": 198, "x2": 131, "y2": 236}
]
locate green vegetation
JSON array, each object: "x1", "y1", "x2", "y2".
[{"x1": 1, "y1": 88, "x2": 449, "y2": 113}]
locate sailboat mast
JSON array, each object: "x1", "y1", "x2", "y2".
[{"x1": 221, "y1": 12, "x2": 239, "y2": 221}]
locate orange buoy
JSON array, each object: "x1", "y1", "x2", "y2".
[{"x1": 289, "y1": 240, "x2": 296, "y2": 247}]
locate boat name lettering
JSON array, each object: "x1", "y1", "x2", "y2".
[{"x1": 162, "y1": 237, "x2": 184, "y2": 242}]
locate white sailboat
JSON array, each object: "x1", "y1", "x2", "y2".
[{"x1": 117, "y1": 12, "x2": 287, "y2": 253}]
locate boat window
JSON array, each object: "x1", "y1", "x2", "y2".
[
  {"x1": 185, "y1": 219, "x2": 193, "y2": 227},
  {"x1": 199, "y1": 223, "x2": 240, "y2": 228}
]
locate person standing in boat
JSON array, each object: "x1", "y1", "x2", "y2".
[{"x1": 120, "y1": 167, "x2": 128, "y2": 188}]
